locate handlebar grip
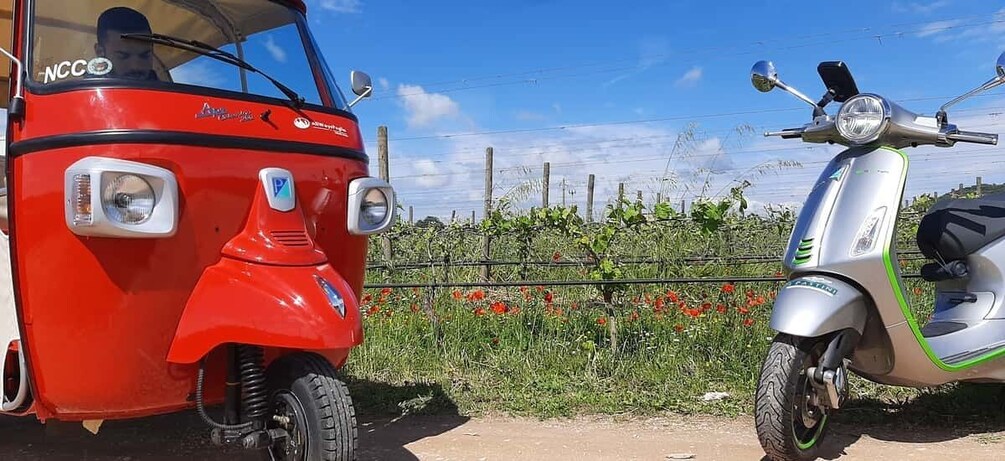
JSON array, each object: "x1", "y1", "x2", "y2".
[
  {"x1": 765, "y1": 129, "x2": 804, "y2": 139},
  {"x1": 947, "y1": 131, "x2": 998, "y2": 145}
]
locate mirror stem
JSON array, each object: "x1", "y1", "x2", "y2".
[
  {"x1": 938, "y1": 76, "x2": 1004, "y2": 126},
  {"x1": 347, "y1": 86, "x2": 373, "y2": 108},
  {"x1": 776, "y1": 80, "x2": 822, "y2": 111}
]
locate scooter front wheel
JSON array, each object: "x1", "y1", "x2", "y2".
[
  {"x1": 755, "y1": 333, "x2": 832, "y2": 461},
  {"x1": 262, "y1": 352, "x2": 358, "y2": 461}
]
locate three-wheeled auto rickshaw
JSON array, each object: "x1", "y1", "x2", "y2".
[{"x1": 0, "y1": 1, "x2": 394, "y2": 459}]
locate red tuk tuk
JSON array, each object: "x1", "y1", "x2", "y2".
[{"x1": 0, "y1": 1, "x2": 394, "y2": 460}]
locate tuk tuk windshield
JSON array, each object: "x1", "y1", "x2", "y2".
[{"x1": 29, "y1": 0, "x2": 348, "y2": 109}]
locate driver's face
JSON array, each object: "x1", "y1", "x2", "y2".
[{"x1": 96, "y1": 30, "x2": 154, "y2": 79}]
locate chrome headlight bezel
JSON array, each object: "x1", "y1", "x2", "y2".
[
  {"x1": 836, "y1": 94, "x2": 891, "y2": 145},
  {"x1": 347, "y1": 177, "x2": 395, "y2": 235},
  {"x1": 64, "y1": 157, "x2": 178, "y2": 238}
]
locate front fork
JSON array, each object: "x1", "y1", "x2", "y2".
[
  {"x1": 204, "y1": 344, "x2": 288, "y2": 450},
  {"x1": 808, "y1": 330, "x2": 860, "y2": 409}
]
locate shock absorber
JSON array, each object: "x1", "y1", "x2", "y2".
[{"x1": 236, "y1": 345, "x2": 269, "y2": 423}]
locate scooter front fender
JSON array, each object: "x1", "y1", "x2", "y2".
[
  {"x1": 166, "y1": 258, "x2": 362, "y2": 364},
  {"x1": 770, "y1": 275, "x2": 868, "y2": 337}
]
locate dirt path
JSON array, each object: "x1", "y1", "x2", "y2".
[{"x1": 1, "y1": 412, "x2": 1003, "y2": 460}]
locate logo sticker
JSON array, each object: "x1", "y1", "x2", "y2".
[
  {"x1": 87, "y1": 57, "x2": 113, "y2": 76},
  {"x1": 292, "y1": 117, "x2": 349, "y2": 137},
  {"x1": 272, "y1": 177, "x2": 291, "y2": 199},
  {"x1": 829, "y1": 165, "x2": 847, "y2": 182},
  {"x1": 195, "y1": 102, "x2": 253, "y2": 123},
  {"x1": 259, "y1": 168, "x2": 296, "y2": 212},
  {"x1": 316, "y1": 276, "x2": 346, "y2": 317}
]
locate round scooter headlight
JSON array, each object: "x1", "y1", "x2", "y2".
[
  {"x1": 836, "y1": 94, "x2": 889, "y2": 144},
  {"x1": 361, "y1": 188, "x2": 389, "y2": 226},
  {"x1": 102, "y1": 174, "x2": 155, "y2": 225}
]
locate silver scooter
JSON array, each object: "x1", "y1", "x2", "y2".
[{"x1": 749, "y1": 51, "x2": 1005, "y2": 461}]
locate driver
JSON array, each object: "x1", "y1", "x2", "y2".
[{"x1": 92, "y1": 7, "x2": 159, "y2": 80}]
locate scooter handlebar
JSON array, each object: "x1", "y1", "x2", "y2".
[
  {"x1": 764, "y1": 128, "x2": 805, "y2": 139},
  {"x1": 946, "y1": 130, "x2": 998, "y2": 145}
]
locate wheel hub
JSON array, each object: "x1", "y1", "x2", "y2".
[{"x1": 269, "y1": 391, "x2": 308, "y2": 461}]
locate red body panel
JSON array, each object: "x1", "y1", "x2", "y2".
[
  {"x1": 167, "y1": 260, "x2": 362, "y2": 364},
  {"x1": 8, "y1": 88, "x2": 371, "y2": 420}
]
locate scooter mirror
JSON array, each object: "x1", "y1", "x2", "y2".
[
  {"x1": 751, "y1": 60, "x2": 779, "y2": 93},
  {"x1": 996, "y1": 51, "x2": 1005, "y2": 78}
]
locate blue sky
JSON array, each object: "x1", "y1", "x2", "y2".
[{"x1": 304, "y1": 0, "x2": 1005, "y2": 220}]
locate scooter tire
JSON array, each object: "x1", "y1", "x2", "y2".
[
  {"x1": 755, "y1": 333, "x2": 831, "y2": 461},
  {"x1": 262, "y1": 352, "x2": 358, "y2": 461}
]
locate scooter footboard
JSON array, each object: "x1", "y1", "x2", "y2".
[
  {"x1": 166, "y1": 258, "x2": 362, "y2": 364},
  {"x1": 770, "y1": 275, "x2": 869, "y2": 337}
]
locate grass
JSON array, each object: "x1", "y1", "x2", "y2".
[{"x1": 345, "y1": 202, "x2": 989, "y2": 426}]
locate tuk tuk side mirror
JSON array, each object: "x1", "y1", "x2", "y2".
[
  {"x1": 348, "y1": 71, "x2": 373, "y2": 108},
  {"x1": 0, "y1": 47, "x2": 25, "y2": 120}
]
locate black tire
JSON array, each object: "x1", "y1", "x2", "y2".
[
  {"x1": 262, "y1": 352, "x2": 358, "y2": 461},
  {"x1": 755, "y1": 334, "x2": 832, "y2": 461}
]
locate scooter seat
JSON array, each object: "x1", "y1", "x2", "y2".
[{"x1": 917, "y1": 192, "x2": 1005, "y2": 261}]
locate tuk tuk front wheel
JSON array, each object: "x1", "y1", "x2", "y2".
[{"x1": 262, "y1": 353, "x2": 357, "y2": 461}]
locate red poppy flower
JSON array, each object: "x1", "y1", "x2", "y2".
[
  {"x1": 491, "y1": 301, "x2": 508, "y2": 315},
  {"x1": 716, "y1": 304, "x2": 727, "y2": 314},
  {"x1": 552, "y1": 251, "x2": 562, "y2": 262},
  {"x1": 410, "y1": 303, "x2": 420, "y2": 313},
  {"x1": 544, "y1": 291, "x2": 554, "y2": 303},
  {"x1": 744, "y1": 318, "x2": 756, "y2": 327},
  {"x1": 597, "y1": 317, "x2": 607, "y2": 326},
  {"x1": 629, "y1": 311, "x2": 640, "y2": 321},
  {"x1": 381, "y1": 287, "x2": 393, "y2": 296},
  {"x1": 473, "y1": 307, "x2": 486, "y2": 317},
  {"x1": 721, "y1": 283, "x2": 735, "y2": 294},
  {"x1": 674, "y1": 324, "x2": 684, "y2": 333},
  {"x1": 452, "y1": 290, "x2": 462, "y2": 300},
  {"x1": 666, "y1": 290, "x2": 679, "y2": 303}
]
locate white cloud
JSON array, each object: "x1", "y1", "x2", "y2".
[
  {"x1": 413, "y1": 159, "x2": 450, "y2": 187},
  {"x1": 318, "y1": 0, "x2": 361, "y2": 13},
  {"x1": 170, "y1": 61, "x2": 226, "y2": 88},
  {"x1": 915, "y1": 19, "x2": 964, "y2": 38},
  {"x1": 675, "y1": 66, "x2": 703, "y2": 88},
  {"x1": 916, "y1": 9, "x2": 1005, "y2": 44},
  {"x1": 263, "y1": 36, "x2": 287, "y2": 63},
  {"x1": 397, "y1": 84, "x2": 461, "y2": 128},
  {"x1": 893, "y1": 0, "x2": 951, "y2": 14},
  {"x1": 515, "y1": 110, "x2": 546, "y2": 122},
  {"x1": 379, "y1": 77, "x2": 390, "y2": 91}
]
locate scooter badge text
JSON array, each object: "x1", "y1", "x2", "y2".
[{"x1": 785, "y1": 279, "x2": 838, "y2": 296}]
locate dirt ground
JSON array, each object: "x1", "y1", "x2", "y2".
[{"x1": 0, "y1": 411, "x2": 1003, "y2": 460}]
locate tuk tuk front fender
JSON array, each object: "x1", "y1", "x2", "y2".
[{"x1": 166, "y1": 258, "x2": 362, "y2": 364}]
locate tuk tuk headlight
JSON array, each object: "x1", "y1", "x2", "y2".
[
  {"x1": 837, "y1": 94, "x2": 889, "y2": 144},
  {"x1": 361, "y1": 189, "x2": 389, "y2": 226},
  {"x1": 102, "y1": 174, "x2": 155, "y2": 224},
  {"x1": 64, "y1": 157, "x2": 178, "y2": 238},
  {"x1": 347, "y1": 177, "x2": 395, "y2": 235}
]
